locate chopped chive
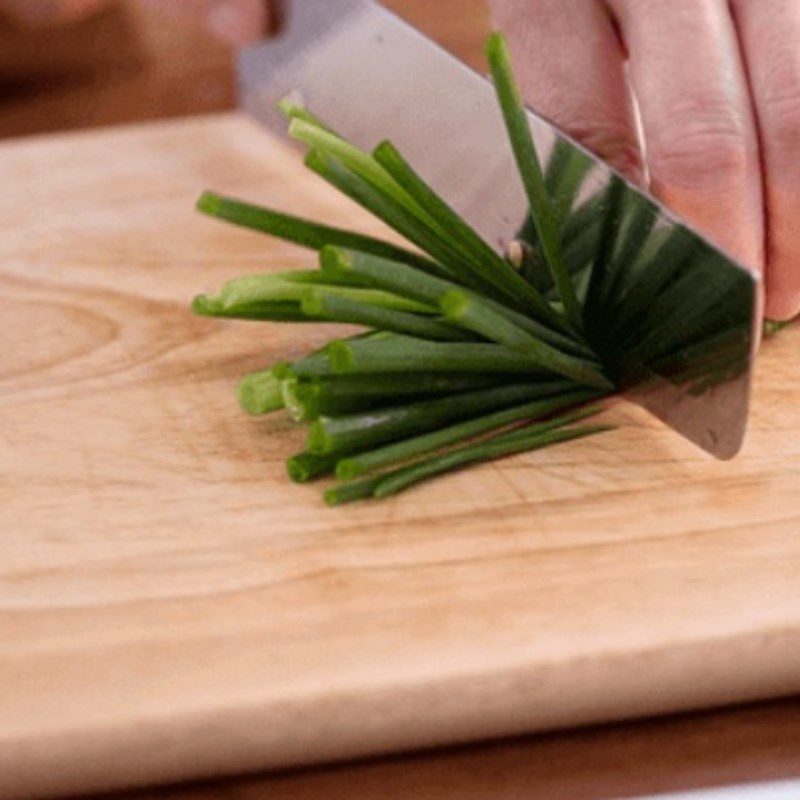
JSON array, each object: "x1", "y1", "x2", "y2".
[
  {"x1": 306, "y1": 149, "x2": 518, "y2": 299},
  {"x1": 289, "y1": 350, "x2": 337, "y2": 378},
  {"x1": 196, "y1": 192, "x2": 437, "y2": 273},
  {"x1": 321, "y1": 246, "x2": 465, "y2": 308},
  {"x1": 197, "y1": 272, "x2": 433, "y2": 316},
  {"x1": 486, "y1": 32, "x2": 583, "y2": 330},
  {"x1": 193, "y1": 296, "x2": 310, "y2": 322},
  {"x1": 237, "y1": 368, "x2": 286, "y2": 415},
  {"x1": 326, "y1": 335, "x2": 561, "y2": 376},
  {"x1": 336, "y1": 390, "x2": 600, "y2": 479},
  {"x1": 307, "y1": 382, "x2": 573, "y2": 455},
  {"x1": 302, "y1": 289, "x2": 474, "y2": 342},
  {"x1": 277, "y1": 94, "x2": 335, "y2": 132},
  {"x1": 322, "y1": 247, "x2": 591, "y2": 358},
  {"x1": 287, "y1": 451, "x2": 341, "y2": 483},
  {"x1": 373, "y1": 140, "x2": 564, "y2": 327},
  {"x1": 282, "y1": 372, "x2": 512, "y2": 421},
  {"x1": 481, "y1": 296, "x2": 595, "y2": 358},
  {"x1": 441, "y1": 290, "x2": 613, "y2": 389},
  {"x1": 290, "y1": 119, "x2": 439, "y2": 227},
  {"x1": 325, "y1": 476, "x2": 383, "y2": 506},
  {"x1": 373, "y1": 424, "x2": 613, "y2": 499}
]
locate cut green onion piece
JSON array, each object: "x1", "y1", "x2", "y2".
[
  {"x1": 302, "y1": 289, "x2": 471, "y2": 341},
  {"x1": 336, "y1": 390, "x2": 601, "y2": 479},
  {"x1": 193, "y1": 296, "x2": 310, "y2": 322},
  {"x1": 441, "y1": 290, "x2": 613, "y2": 389},
  {"x1": 277, "y1": 94, "x2": 335, "y2": 132},
  {"x1": 287, "y1": 451, "x2": 341, "y2": 483},
  {"x1": 284, "y1": 372, "x2": 514, "y2": 422},
  {"x1": 327, "y1": 334, "x2": 562, "y2": 376},
  {"x1": 196, "y1": 192, "x2": 437, "y2": 273},
  {"x1": 322, "y1": 246, "x2": 462, "y2": 308},
  {"x1": 306, "y1": 150, "x2": 514, "y2": 297},
  {"x1": 486, "y1": 32, "x2": 583, "y2": 331},
  {"x1": 307, "y1": 382, "x2": 574, "y2": 455},
  {"x1": 373, "y1": 140, "x2": 564, "y2": 327},
  {"x1": 373, "y1": 424, "x2": 613, "y2": 499},
  {"x1": 197, "y1": 272, "x2": 433, "y2": 316},
  {"x1": 289, "y1": 119, "x2": 442, "y2": 229},
  {"x1": 237, "y1": 368, "x2": 286, "y2": 415},
  {"x1": 325, "y1": 476, "x2": 384, "y2": 506}
]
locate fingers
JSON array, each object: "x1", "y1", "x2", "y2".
[
  {"x1": 608, "y1": 0, "x2": 765, "y2": 277},
  {"x1": 732, "y1": 0, "x2": 800, "y2": 320},
  {"x1": 0, "y1": 0, "x2": 107, "y2": 24},
  {"x1": 205, "y1": 0, "x2": 267, "y2": 45},
  {"x1": 137, "y1": 0, "x2": 268, "y2": 46},
  {"x1": 487, "y1": 0, "x2": 644, "y2": 182}
]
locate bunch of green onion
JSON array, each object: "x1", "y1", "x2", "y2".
[{"x1": 193, "y1": 33, "x2": 617, "y2": 505}]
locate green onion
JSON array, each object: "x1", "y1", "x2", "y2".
[
  {"x1": 302, "y1": 289, "x2": 473, "y2": 342},
  {"x1": 486, "y1": 32, "x2": 583, "y2": 331},
  {"x1": 307, "y1": 382, "x2": 573, "y2": 455},
  {"x1": 237, "y1": 368, "x2": 286, "y2": 415},
  {"x1": 197, "y1": 192, "x2": 437, "y2": 272},
  {"x1": 193, "y1": 296, "x2": 310, "y2": 322},
  {"x1": 327, "y1": 334, "x2": 563, "y2": 376},
  {"x1": 336, "y1": 390, "x2": 601, "y2": 479},
  {"x1": 441, "y1": 290, "x2": 612, "y2": 389},
  {"x1": 286, "y1": 451, "x2": 342, "y2": 483},
  {"x1": 373, "y1": 424, "x2": 612, "y2": 499},
  {"x1": 190, "y1": 29, "x2": 643, "y2": 505},
  {"x1": 373, "y1": 140, "x2": 564, "y2": 327},
  {"x1": 325, "y1": 476, "x2": 384, "y2": 506},
  {"x1": 196, "y1": 272, "x2": 432, "y2": 316}
]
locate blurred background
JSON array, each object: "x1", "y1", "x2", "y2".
[{"x1": 0, "y1": 0, "x2": 489, "y2": 139}]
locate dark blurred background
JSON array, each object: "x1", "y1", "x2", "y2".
[{"x1": 0, "y1": 0, "x2": 489, "y2": 139}]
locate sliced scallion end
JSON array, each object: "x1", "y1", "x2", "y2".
[
  {"x1": 328, "y1": 340, "x2": 356, "y2": 374},
  {"x1": 325, "y1": 477, "x2": 382, "y2": 506},
  {"x1": 196, "y1": 191, "x2": 223, "y2": 216},
  {"x1": 287, "y1": 451, "x2": 339, "y2": 483},
  {"x1": 307, "y1": 419, "x2": 335, "y2": 454},
  {"x1": 237, "y1": 370, "x2": 285, "y2": 416}
]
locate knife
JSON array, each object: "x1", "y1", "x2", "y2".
[{"x1": 239, "y1": 0, "x2": 760, "y2": 459}]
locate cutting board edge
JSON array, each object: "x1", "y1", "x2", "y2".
[{"x1": 3, "y1": 622, "x2": 799, "y2": 799}]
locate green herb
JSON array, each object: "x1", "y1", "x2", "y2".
[
  {"x1": 336, "y1": 391, "x2": 600, "y2": 480},
  {"x1": 307, "y1": 382, "x2": 576, "y2": 456},
  {"x1": 485, "y1": 32, "x2": 583, "y2": 331},
  {"x1": 190, "y1": 31, "x2": 649, "y2": 504},
  {"x1": 197, "y1": 192, "x2": 437, "y2": 273}
]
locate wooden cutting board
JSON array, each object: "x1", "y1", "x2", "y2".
[{"x1": 1, "y1": 114, "x2": 799, "y2": 800}]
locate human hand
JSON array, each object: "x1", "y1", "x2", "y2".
[
  {"x1": 0, "y1": 0, "x2": 272, "y2": 46},
  {"x1": 489, "y1": 0, "x2": 800, "y2": 321}
]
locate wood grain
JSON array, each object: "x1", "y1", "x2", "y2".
[{"x1": 1, "y1": 114, "x2": 799, "y2": 799}]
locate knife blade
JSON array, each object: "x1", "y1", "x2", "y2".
[{"x1": 239, "y1": 0, "x2": 760, "y2": 459}]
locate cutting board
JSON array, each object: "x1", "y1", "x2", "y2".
[{"x1": 2, "y1": 114, "x2": 799, "y2": 800}]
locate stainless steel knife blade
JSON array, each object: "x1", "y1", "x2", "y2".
[{"x1": 239, "y1": 0, "x2": 760, "y2": 459}]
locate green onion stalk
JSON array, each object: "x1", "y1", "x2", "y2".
[{"x1": 191, "y1": 32, "x2": 630, "y2": 503}]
